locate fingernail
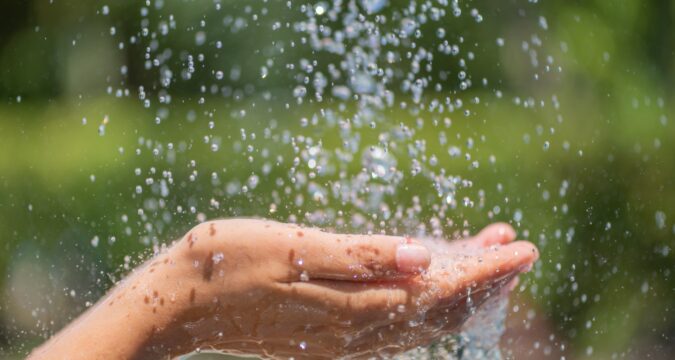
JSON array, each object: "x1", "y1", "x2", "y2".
[{"x1": 396, "y1": 244, "x2": 431, "y2": 273}]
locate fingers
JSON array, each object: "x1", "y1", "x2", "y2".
[
  {"x1": 434, "y1": 223, "x2": 516, "y2": 252},
  {"x1": 475, "y1": 222, "x2": 517, "y2": 246},
  {"x1": 285, "y1": 227, "x2": 431, "y2": 281},
  {"x1": 418, "y1": 240, "x2": 537, "y2": 311},
  {"x1": 397, "y1": 243, "x2": 433, "y2": 273},
  {"x1": 456, "y1": 240, "x2": 538, "y2": 291},
  {"x1": 274, "y1": 280, "x2": 414, "y2": 322},
  {"x1": 195, "y1": 219, "x2": 431, "y2": 282}
]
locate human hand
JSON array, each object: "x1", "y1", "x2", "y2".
[
  {"x1": 28, "y1": 219, "x2": 537, "y2": 360},
  {"x1": 135, "y1": 219, "x2": 537, "y2": 359}
]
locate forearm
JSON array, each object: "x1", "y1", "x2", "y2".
[{"x1": 28, "y1": 251, "x2": 189, "y2": 360}]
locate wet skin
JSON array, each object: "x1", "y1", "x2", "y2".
[{"x1": 28, "y1": 219, "x2": 538, "y2": 360}]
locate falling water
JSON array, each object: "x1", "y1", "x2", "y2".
[
  {"x1": 109, "y1": 0, "x2": 557, "y2": 358},
  {"x1": 2, "y1": 0, "x2": 675, "y2": 358}
]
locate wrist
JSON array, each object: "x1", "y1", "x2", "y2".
[
  {"x1": 125, "y1": 248, "x2": 200, "y2": 357},
  {"x1": 135, "y1": 221, "x2": 248, "y2": 357}
]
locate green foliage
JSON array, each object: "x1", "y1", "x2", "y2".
[{"x1": 0, "y1": 0, "x2": 673, "y2": 358}]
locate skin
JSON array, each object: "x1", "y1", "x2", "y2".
[{"x1": 28, "y1": 218, "x2": 538, "y2": 360}]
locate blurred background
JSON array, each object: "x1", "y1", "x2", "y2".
[{"x1": 0, "y1": 0, "x2": 673, "y2": 359}]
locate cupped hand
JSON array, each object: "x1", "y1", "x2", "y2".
[{"x1": 131, "y1": 219, "x2": 537, "y2": 359}]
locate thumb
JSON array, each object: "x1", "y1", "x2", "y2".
[{"x1": 288, "y1": 229, "x2": 431, "y2": 281}]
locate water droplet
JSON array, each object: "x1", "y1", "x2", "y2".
[
  {"x1": 655, "y1": 211, "x2": 667, "y2": 229},
  {"x1": 314, "y1": 3, "x2": 327, "y2": 16},
  {"x1": 362, "y1": 147, "x2": 396, "y2": 181},
  {"x1": 293, "y1": 85, "x2": 307, "y2": 98},
  {"x1": 212, "y1": 252, "x2": 224, "y2": 264},
  {"x1": 332, "y1": 86, "x2": 351, "y2": 100},
  {"x1": 360, "y1": 0, "x2": 387, "y2": 14},
  {"x1": 195, "y1": 31, "x2": 206, "y2": 46}
]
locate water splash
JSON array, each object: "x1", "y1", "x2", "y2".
[{"x1": 111, "y1": 0, "x2": 553, "y2": 358}]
